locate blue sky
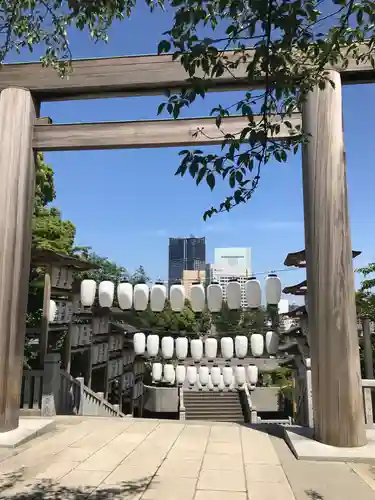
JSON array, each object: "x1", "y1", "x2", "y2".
[{"x1": 8, "y1": 4, "x2": 375, "y2": 297}]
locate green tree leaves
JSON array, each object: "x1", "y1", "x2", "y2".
[{"x1": 156, "y1": 0, "x2": 375, "y2": 217}]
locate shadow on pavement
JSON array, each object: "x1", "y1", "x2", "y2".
[{"x1": 0, "y1": 472, "x2": 150, "y2": 499}]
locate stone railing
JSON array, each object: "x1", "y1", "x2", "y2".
[
  {"x1": 362, "y1": 379, "x2": 375, "y2": 427},
  {"x1": 22, "y1": 353, "x2": 125, "y2": 418},
  {"x1": 78, "y1": 383, "x2": 125, "y2": 417},
  {"x1": 179, "y1": 387, "x2": 185, "y2": 421},
  {"x1": 21, "y1": 369, "x2": 44, "y2": 411}
]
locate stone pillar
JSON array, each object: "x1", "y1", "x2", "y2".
[
  {"x1": 305, "y1": 358, "x2": 314, "y2": 429},
  {"x1": 0, "y1": 88, "x2": 37, "y2": 432},
  {"x1": 41, "y1": 353, "x2": 61, "y2": 417}
]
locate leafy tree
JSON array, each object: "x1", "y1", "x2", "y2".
[
  {"x1": 156, "y1": 0, "x2": 375, "y2": 218},
  {"x1": 1, "y1": 3, "x2": 374, "y2": 218},
  {"x1": 212, "y1": 302, "x2": 266, "y2": 337},
  {"x1": 32, "y1": 153, "x2": 76, "y2": 254},
  {"x1": 77, "y1": 250, "x2": 131, "y2": 283},
  {"x1": 0, "y1": 0, "x2": 162, "y2": 72},
  {"x1": 27, "y1": 154, "x2": 76, "y2": 330},
  {"x1": 356, "y1": 263, "x2": 375, "y2": 320},
  {"x1": 123, "y1": 299, "x2": 211, "y2": 336}
]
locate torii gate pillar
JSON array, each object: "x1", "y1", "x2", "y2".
[
  {"x1": 302, "y1": 71, "x2": 366, "y2": 447},
  {"x1": 0, "y1": 88, "x2": 36, "y2": 431}
]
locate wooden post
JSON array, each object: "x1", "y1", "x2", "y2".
[
  {"x1": 362, "y1": 318, "x2": 374, "y2": 379},
  {"x1": 40, "y1": 266, "x2": 51, "y2": 367},
  {"x1": 301, "y1": 70, "x2": 366, "y2": 446},
  {"x1": 0, "y1": 88, "x2": 37, "y2": 432}
]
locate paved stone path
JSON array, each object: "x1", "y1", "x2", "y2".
[{"x1": 0, "y1": 417, "x2": 373, "y2": 499}]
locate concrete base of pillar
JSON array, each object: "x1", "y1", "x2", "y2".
[
  {"x1": 284, "y1": 425, "x2": 375, "y2": 464},
  {"x1": 0, "y1": 418, "x2": 55, "y2": 448}
]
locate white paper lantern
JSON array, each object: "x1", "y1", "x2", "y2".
[
  {"x1": 226, "y1": 280, "x2": 242, "y2": 310},
  {"x1": 117, "y1": 282, "x2": 133, "y2": 310},
  {"x1": 48, "y1": 300, "x2": 57, "y2": 323},
  {"x1": 207, "y1": 283, "x2": 223, "y2": 312},
  {"x1": 221, "y1": 337, "x2": 234, "y2": 360},
  {"x1": 235, "y1": 365, "x2": 246, "y2": 386},
  {"x1": 265, "y1": 274, "x2": 282, "y2": 305},
  {"x1": 80, "y1": 279, "x2": 96, "y2": 307},
  {"x1": 207, "y1": 375, "x2": 214, "y2": 391},
  {"x1": 133, "y1": 332, "x2": 146, "y2": 355},
  {"x1": 245, "y1": 277, "x2": 262, "y2": 308},
  {"x1": 210, "y1": 366, "x2": 221, "y2": 386},
  {"x1": 235, "y1": 336, "x2": 248, "y2": 359},
  {"x1": 247, "y1": 365, "x2": 258, "y2": 385},
  {"x1": 99, "y1": 281, "x2": 114, "y2": 308},
  {"x1": 190, "y1": 283, "x2": 205, "y2": 312},
  {"x1": 150, "y1": 282, "x2": 167, "y2": 312},
  {"x1": 190, "y1": 338, "x2": 203, "y2": 362},
  {"x1": 152, "y1": 362, "x2": 163, "y2": 382},
  {"x1": 222, "y1": 366, "x2": 233, "y2": 387},
  {"x1": 265, "y1": 331, "x2": 279, "y2": 355},
  {"x1": 218, "y1": 375, "x2": 225, "y2": 391},
  {"x1": 205, "y1": 338, "x2": 218, "y2": 360},
  {"x1": 163, "y1": 364, "x2": 175, "y2": 384},
  {"x1": 169, "y1": 283, "x2": 185, "y2": 312},
  {"x1": 250, "y1": 333, "x2": 264, "y2": 357},
  {"x1": 176, "y1": 337, "x2": 188, "y2": 360},
  {"x1": 147, "y1": 334, "x2": 159, "y2": 357},
  {"x1": 134, "y1": 283, "x2": 149, "y2": 311},
  {"x1": 199, "y1": 366, "x2": 209, "y2": 386},
  {"x1": 186, "y1": 366, "x2": 197, "y2": 385},
  {"x1": 161, "y1": 336, "x2": 174, "y2": 359},
  {"x1": 176, "y1": 365, "x2": 186, "y2": 385}
]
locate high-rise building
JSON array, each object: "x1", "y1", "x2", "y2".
[
  {"x1": 208, "y1": 247, "x2": 252, "y2": 308},
  {"x1": 168, "y1": 236, "x2": 206, "y2": 286}
]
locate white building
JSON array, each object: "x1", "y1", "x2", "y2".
[
  {"x1": 208, "y1": 247, "x2": 252, "y2": 308},
  {"x1": 213, "y1": 247, "x2": 251, "y2": 275}
]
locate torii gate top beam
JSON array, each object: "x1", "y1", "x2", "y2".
[{"x1": 0, "y1": 46, "x2": 373, "y2": 101}]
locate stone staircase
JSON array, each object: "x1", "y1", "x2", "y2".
[{"x1": 183, "y1": 390, "x2": 245, "y2": 422}]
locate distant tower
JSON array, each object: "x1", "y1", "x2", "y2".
[{"x1": 168, "y1": 236, "x2": 206, "y2": 287}]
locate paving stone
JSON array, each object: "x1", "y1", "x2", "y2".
[
  {"x1": 349, "y1": 463, "x2": 375, "y2": 491},
  {"x1": 205, "y1": 442, "x2": 242, "y2": 456},
  {"x1": 77, "y1": 448, "x2": 129, "y2": 471},
  {"x1": 89, "y1": 482, "x2": 145, "y2": 499},
  {"x1": 270, "y1": 434, "x2": 375, "y2": 500},
  {"x1": 35, "y1": 460, "x2": 80, "y2": 479},
  {"x1": 103, "y1": 464, "x2": 157, "y2": 485},
  {"x1": 245, "y1": 464, "x2": 288, "y2": 483},
  {"x1": 58, "y1": 469, "x2": 110, "y2": 488},
  {"x1": 197, "y1": 469, "x2": 246, "y2": 492},
  {"x1": 166, "y1": 447, "x2": 205, "y2": 461},
  {"x1": 202, "y1": 453, "x2": 243, "y2": 471},
  {"x1": 141, "y1": 476, "x2": 196, "y2": 500},
  {"x1": 55, "y1": 446, "x2": 95, "y2": 462},
  {"x1": 194, "y1": 492, "x2": 247, "y2": 500},
  {"x1": 247, "y1": 481, "x2": 296, "y2": 500},
  {"x1": 157, "y1": 459, "x2": 201, "y2": 478}
]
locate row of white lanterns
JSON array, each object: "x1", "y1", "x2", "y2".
[
  {"x1": 80, "y1": 274, "x2": 282, "y2": 312},
  {"x1": 133, "y1": 332, "x2": 279, "y2": 358},
  {"x1": 152, "y1": 363, "x2": 259, "y2": 387}
]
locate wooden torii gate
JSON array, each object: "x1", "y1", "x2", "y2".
[{"x1": 0, "y1": 48, "x2": 372, "y2": 447}]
